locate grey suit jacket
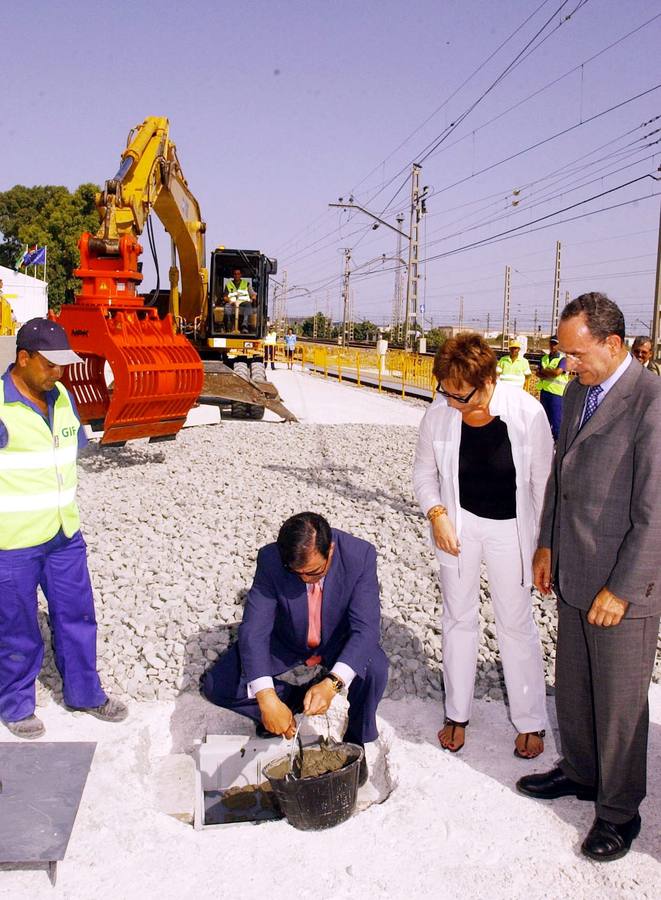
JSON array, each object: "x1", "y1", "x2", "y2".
[{"x1": 539, "y1": 359, "x2": 661, "y2": 617}]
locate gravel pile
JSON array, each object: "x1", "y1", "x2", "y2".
[{"x1": 36, "y1": 422, "x2": 660, "y2": 707}]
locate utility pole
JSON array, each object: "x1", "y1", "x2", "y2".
[
  {"x1": 275, "y1": 269, "x2": 288, "y2": 334},
  {"x1": 486, "y1": 312, "x2": 490, "y2": 335},
  {"x1": 533, "y1": 308, "x2": 538, "y2": 349},
  {"x1": 551, "y1": 240, "x2": 562, "y2": 335},
  {"x1": 341, "y1": 248, "x2": 351, "y2": 345},
  {"x1": 404, "y1": 164, "x2": 427, "y2": 351},
  {"x1": 271, "y1": 283, "x2": 278, "y2": 326},
  {"x1": 501, "y1": 265, "x2": 511, "y2": 351},
  {"x1": 651, "y1": 202, "x2": 661, "y2": 360},
  {"x1": 458, "y1": 295, "x2": 464, "y2": 330},
  {"x1": 313, "y1": 296, "x2": 318, "y2": 339},
  {"x1": 348, "y1": 291, "x2": 355, "y2": 342},
  {"x1": 391, "y1": 213, "x2": 405, "y2": 343}
]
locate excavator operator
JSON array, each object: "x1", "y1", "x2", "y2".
[{"x1": 223, "y1": 268, "x2": 257, "y2": 333}]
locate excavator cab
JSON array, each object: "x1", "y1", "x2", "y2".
[{"x1": 207, "y1": 249, "x2": 275, "y2": 351}]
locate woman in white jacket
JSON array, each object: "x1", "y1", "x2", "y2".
[{"x1": 413, "y1": 333, "x2": 553, "y2": 756}]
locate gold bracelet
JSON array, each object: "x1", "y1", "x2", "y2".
[{"x1": 427, "y1": 505, "x2": 447, "y2": 523}]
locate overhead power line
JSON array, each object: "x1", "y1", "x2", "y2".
[{"x1": 433, "y1": 84, "x2": 661, "y2": 198}]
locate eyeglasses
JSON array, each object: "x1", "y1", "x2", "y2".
[
  {"x1": 284, "y1": 548, "x2": 333, "y2": 578},
  {"x1": 436, "y1": 385, "x2": 478, "y2": 404}
]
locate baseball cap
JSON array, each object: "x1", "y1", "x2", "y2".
[
  {"x1": 16, "y1": 318, "x2": 83, "y2": 366},
  {"x1": 550, "y1": 334, "x2": 559, "y2": 343},
  {"x1": 509, "y1": 339, "x2": 522, "y2": 349}
]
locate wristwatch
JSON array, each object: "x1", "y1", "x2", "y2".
[{"x1": 326, "y1": 672, "x2": 344, "y2": 693}]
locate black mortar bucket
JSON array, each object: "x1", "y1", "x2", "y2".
[{"x1": 264, "y1": 739, "x2": 363, "y2": 831}]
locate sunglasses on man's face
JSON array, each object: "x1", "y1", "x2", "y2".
[{"x1": 436, "y1": 384, "x2": 478, "y2": 404}]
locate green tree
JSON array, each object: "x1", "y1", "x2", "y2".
[
  {"x1": 0, "y1": 183, "x2": 101, "y2": 310},
  {"x1": 301, "y1": 312, "x2": 333, "y2": 338},
  {"x1": 352, "y1": 319, "x2": 379, "y2": 342},
  {"x1": 424, "y1": 328, "x2": 447, "y2": 350}
]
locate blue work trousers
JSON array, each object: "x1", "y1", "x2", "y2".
[
  {"x1": 0, "y1": 529, "x2": 107, "y2": 722},
  {"x1": 539, "y1": 389, "x2": 564, "y2": 441}
]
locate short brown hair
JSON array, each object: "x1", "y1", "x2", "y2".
[{"x1": 432, "y1": 332, "x2": 497, "y2": 388}]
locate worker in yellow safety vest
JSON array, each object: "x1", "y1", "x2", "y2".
[
  {"x1": 497, "y1": 340, "x2": 531, "y2": 389},
  {"x1": 0, "y1": 318, "x2": 128, "y2": 740},
  {"x1": 223, "y1": 267, "x2": 257, "y2": 333},
  {"x1": 264, "y1": 323, "x2": 277, "y2": 370},
  {"x1": 536, "y1": 334, "x2": 569, "y2": 440}
]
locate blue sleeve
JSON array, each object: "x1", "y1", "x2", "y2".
[
  {"x1": 558, "y1": 357, "x2": 567, "y2": 371},
  {"x1": 0, "y1": 419, "x2": 7, "y2": 450}
]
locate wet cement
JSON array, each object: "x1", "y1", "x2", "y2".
[
  {"x1": 267, "y1": 745, "x2": 356, "y2": 781},
  {"x1": 220, "y1": 782, "x2": 276, "y2": 811},
  {"x1": 204, "y1": 781, "x2": 282, "y2": 825}
]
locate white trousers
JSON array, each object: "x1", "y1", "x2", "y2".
[{"x1": 437, "y1": 509, "x2": 547, "y2": 733}]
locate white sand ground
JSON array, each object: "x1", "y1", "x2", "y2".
[
  {"x1": 1, "y1": 690, "x2": 659, "y2": 899},
  {"x1": 264, "y1": 365, "x2": 425, "y2": 426},
  {"x1": 1, "y1": 367, "x2": 659, "y2": 899}
]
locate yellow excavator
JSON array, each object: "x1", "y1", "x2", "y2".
[{"x1": 56, "y1": 116, "x2": 295, "y2": 445}]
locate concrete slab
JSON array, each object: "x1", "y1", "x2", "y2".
[
  {"x1": 154, "y1": 754, "x2": 197, "y2": 824},
  {"x1": 0, "y1": 741, "x2": 95, "y2": 879}
]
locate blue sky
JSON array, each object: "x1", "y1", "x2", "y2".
[{"x1": 2, "y1": 0, "x2": 659, "y2": 333}]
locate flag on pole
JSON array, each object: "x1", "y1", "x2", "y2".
[
  {"x1": 22, "y1": 245, "x2": 46, "y2": 266},
  {"x1": 29, "y1": 247, "x2": 46, "y2": 266},
  {"x1": 14, "y1": 245, "x2": 27, "y2": 270}
]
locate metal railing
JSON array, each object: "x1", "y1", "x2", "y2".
[{"x1": 274, "y1": 341, "x2": 541, "y2": 399}]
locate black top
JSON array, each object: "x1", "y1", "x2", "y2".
[{"x1": 459, "y1": 416, "x2": 517, "y2": 519}]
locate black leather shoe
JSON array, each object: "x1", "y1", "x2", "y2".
[
  {"x1": 581, "y1": 814, "x2": 641, "y2": 862},
  {"x1": 516, "y1": 766, "x2": 597, "y2": 801}
]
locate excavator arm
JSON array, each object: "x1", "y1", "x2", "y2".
[{"x1": 94, "y1": 116, "x2": 208, "y2": 324}]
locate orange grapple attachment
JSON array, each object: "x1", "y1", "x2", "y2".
[{"x1": 55, "y1": 232, "x2": 203, "y2": 444}]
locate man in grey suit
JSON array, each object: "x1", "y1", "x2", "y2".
[
  {"x1": 632, "y1": 335, "x2": 661, "y2": 375},
  {"x1": 517, "y1": 293, "x2": 661, "y2": 862}
]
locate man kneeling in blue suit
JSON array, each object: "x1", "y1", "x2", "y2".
[{"x1": 200, "y1": 512, "x2": 389, "y2": 785}]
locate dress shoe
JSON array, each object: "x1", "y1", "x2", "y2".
[
  {"x1": 5, "y1": 714, "x2": 45, "y2": 740},
  {"x1": 581, "y1": 814, "x2": 641, "y2": 862},
  {"x1": 516, "y1": 766, "x2": 596, "y2": 801}
]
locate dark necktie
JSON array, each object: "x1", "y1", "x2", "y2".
[{"x1": 582, "y1": 384, "x2": 603, "y2": 427}]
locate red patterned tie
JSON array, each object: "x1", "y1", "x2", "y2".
[{"x1": 305, "y1": 581, "x2": 323, "y2": 666}]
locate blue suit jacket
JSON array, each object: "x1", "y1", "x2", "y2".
[{"x1": 238, "y1": 529, "x2": 382, "y2": 682}]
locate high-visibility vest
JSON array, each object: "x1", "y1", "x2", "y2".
[
  {"x1": 497, "y1": 355, "x2": 530, "y2": 388},
  {"x1": 225, "y1": 279, "x2": 252, "y2": 305},
  {"x1": 0, "y1": 380, "x2": 80, "y2": 550},
  {"x1": 538, "y1": 353, "x2": 569, "y2": 396}
]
